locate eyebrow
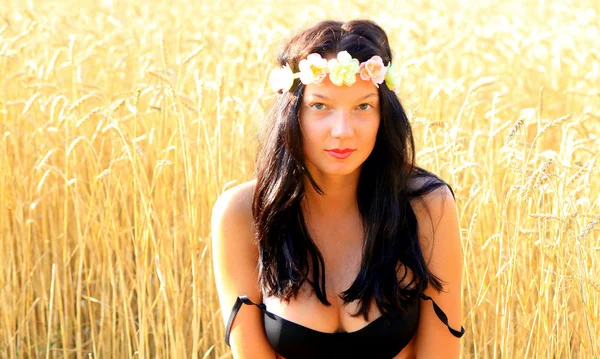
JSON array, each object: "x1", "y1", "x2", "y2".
[{"x1": 307, "y1": 93, "x2": 378, "y2": 101}]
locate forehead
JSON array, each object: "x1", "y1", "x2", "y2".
[{"x1": 303, "y1": 75, "x2": 379, "y2": 101}]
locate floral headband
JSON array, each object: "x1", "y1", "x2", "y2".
[{"x1": 268, "y1": 51, "x2": 400, "y2": 94}]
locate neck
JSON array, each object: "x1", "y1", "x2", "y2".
[{"x1": 301, "y1": 169, "x2": 361, "y2": 221}]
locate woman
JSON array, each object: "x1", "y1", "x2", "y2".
[{"x1": 211, "y1": 20, "x2": 464, "y2": 359}]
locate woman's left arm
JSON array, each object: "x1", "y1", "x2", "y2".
[{"x1": 412, "y1": 185, "x2": 464, "y2": 358}]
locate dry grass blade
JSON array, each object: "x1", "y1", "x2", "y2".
[
  {"x1": 66, "y1": 93, "x2": 104, "y2": 116},
  {"x1": 532, "y1": 114, "x2": 572, "y2": 144},
  {"x1": 504, "y1": 118, "x2": 525, "y2": 145},
  {"x1": 182, "y1": 45, "x2": 205, "y2": 65},
  {"x1": 147, "y1": 70, "x2": 174, "y2": 86},
  {"x1": 530, "y1": 214, "x2": 562, "y2": 221},
  {"x1": 578, "y1": 219, "x2": 599, "y2": 241}
]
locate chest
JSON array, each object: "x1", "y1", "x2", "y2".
[
  {"x1": 262, "y1": 214, "x2": 381, "y2": 333},
  {"x1": 305, "y1": 215, "x2": 365, "y2": 295}
]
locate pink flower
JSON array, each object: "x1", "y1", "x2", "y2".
[{"x1": 359, "y1": 56, "x2": 386, "y2": 87}]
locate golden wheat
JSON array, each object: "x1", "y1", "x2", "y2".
[{"x1": 1, "y1": 0, "x2": 599, "y2": 358}]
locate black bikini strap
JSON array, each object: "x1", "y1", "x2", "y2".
[
  {"x1": 224, "y1": 295, "x2": 266, "y2": 346},
  {"x1": 421, "y1": 294, "x2": 465, "y2": 338}
]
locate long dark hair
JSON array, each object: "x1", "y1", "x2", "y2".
[{"x1": 252, "y1": 20, "x2": 448, "y2": 321}]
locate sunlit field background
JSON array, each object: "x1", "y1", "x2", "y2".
[{"x1": 1, "y1": 0, "x2": 599, "y2": 357}]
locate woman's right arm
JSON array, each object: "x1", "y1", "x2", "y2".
[{"x1": 211, "y1": 182, "x2": 277, "y2": 359}]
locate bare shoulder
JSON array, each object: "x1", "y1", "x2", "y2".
[
  {"x1": 211, "y1": 179, "x2": 276, "y2": 356},
  {"x1": 408, "y1": 178, "x2": 456, "y2": 234},
  {"x1": 406, "y1": 175, "x2": 460, "y2": 277},
  {"x1": 409, "y1": 177, "x2": 463, "y2": 356},
  {"x1": 409, "y1": 184, "x2": 455, "y2": 213},
  {"x1": 212, "y1": 179, "x2": 257, "y2": 224},
  {"x1": 211, "y1": 179, "x2": 261, "y2": 306}
]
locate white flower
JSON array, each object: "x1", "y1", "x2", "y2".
[
  {"x1": 384, "y1": 62, "x2": 401, "y2": 93},
  {"x1": 298, "y1": 53, "x2": 328, "y2": 85},
  {"x1": 327, "y1": 51, "x2": 360, "y2": 86},
  {"x1": 268, "y1": 64, "x2": 295, "y2": 92}
]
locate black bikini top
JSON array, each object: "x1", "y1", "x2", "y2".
[{"x1": 225, "y1": 293, "x2": 464, "y2": 359}]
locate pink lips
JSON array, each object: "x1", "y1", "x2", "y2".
[{"x1": 325, "y1": 148, "x2": 355, "y2": 159}]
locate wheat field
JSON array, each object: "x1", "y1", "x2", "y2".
[{"x1": 1, "y1": 0, "x2": 599, "y2": 357}]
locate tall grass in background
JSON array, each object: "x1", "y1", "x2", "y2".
[{"x1": 0, "y1": 0, "x2": 598, "y2": 357}]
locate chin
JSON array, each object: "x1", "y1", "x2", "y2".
[{"x1": 319, "y1": 164, "x2": 362, "y2": 177}]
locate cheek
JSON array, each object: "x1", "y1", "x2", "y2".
[
  {"x1": 300, "y1": 125, "x2": 317, "y2": 158},
  {"x1": 363, "y1": 117, "x2": 380, "y2": 143},
  {"x1": 372, "y1": 122, "x2": 381, "y2": 141},
  {"x1": 300, "y1": 121, "x2": 322, "y2": 147},
  {"x1": 302, "y1": 134, "x2": 321, "y2": 157}
]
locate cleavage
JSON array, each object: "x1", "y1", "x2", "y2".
[
  {"x1": 262, "y1": 284, "x2": 383, "y2": 334},
  {"x1": 263, "y1": 207, "x2": 377, "y2": 332},
  {"x1": 261, "y1": 243, "x2": 382, "y2": 334}
]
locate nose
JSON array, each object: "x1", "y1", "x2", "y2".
[{"x1": 330, "y1": 110, "x2": 354, "y2": 138}]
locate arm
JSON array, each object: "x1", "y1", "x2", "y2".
[
  {"x1": 211, "y1": 181, "x2": 277, "y2": 359},
  {"x1": 412, "y1": 185, "x2": 464, "y2": 358}
]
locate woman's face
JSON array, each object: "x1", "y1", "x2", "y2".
[{"x1": 299, "y1": 74, "x2": 380, "y2": 178}]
